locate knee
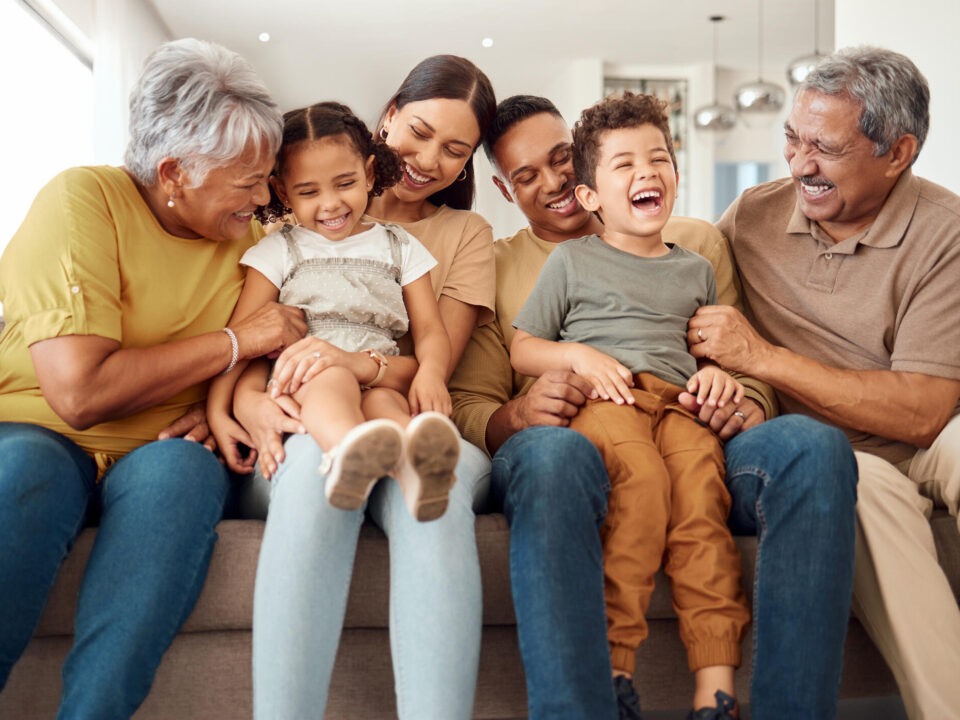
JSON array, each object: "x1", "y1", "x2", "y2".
[
  {"x1": 493, "y1": 427, "x2": 608, "y2": 514},
  {"x1": 128, "y1": 439, "x2": 228, "y2": 514},
  {"x1": 764, "y1": 416, "x2": 858, "y2": 516},
  {"x1": 0, "y1": 424, "x2": 91, "y2": 501}
]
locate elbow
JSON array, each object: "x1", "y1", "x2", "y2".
[{"x1": 50, "y1": 392, "x2": 104, "y2": 431}]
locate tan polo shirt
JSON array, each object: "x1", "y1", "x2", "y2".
[{"x1": 717, "y1": 170, "x2": 960, "y2": 464}]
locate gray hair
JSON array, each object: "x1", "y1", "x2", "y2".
[
  {"x1": 800, "y1": 46, "x2": 929, "y2": 164},
  {"x1": 124, "y1": 38, "x2": 282, "y2": 187}
]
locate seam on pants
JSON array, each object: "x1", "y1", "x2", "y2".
[{"x1": 742, "y1": 466, "x2": 772, "y2": 671}]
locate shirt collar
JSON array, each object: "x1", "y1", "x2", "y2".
[{"x1": 786, "y1": 169, "x2": 919, "y2": 249}]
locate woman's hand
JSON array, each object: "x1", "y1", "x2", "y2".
[
  {"x1": 566, "y1": 344, "x2": 635, "y2": 405},
  {"x1": 156, "y1": 402, "x2": 217, "y2": 452},
  {"x1": 233, "y1": 386, "x2": 305, "y2": 479},
  {"x1": 231, "y1": 301, "x2": 307, "y2": 361},
  {"x1": 269, "y1": 337, "x2": 365, "y2": 397},
  {"x1": 409, "y1": 370, "x2": 452, "y2": 416}
]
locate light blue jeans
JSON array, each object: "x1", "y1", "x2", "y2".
[
  {"x1": 0, "y1": 422, "x2": 228, "y2": 719},
  {"x1": 249, "y1": 432, "x2": 491, "y2": 720}
]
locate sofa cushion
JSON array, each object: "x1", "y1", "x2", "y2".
[{"x1": 32, "y1": 512, "x2": 960, "y2": 638}]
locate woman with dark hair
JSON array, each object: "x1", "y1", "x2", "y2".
[{"x1": 231, "y1": 55, "x2": 497, "y2": 719}]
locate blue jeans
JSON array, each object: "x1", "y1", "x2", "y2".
[
  {"x1": 251, "y1": 432, "x2": 491, "y2": 720},
  {"x1": 0, "y1": 422, "x2": 228, "y2": 719},
  {"x1": 491, "y1": 426, "x2": 619, "y2": 720},
  {"x1": 724, "y1": 414, "x2": 858, "y2": 720}
]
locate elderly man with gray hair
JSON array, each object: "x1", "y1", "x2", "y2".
[{"x1": 691, "y1": 46, "x2": 960, "y2": 718}]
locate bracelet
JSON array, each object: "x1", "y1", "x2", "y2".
[
  {"x1": 359, "y1": 348, "x2": 388, "y2": 389},
  {"x1": 221, "y1": 327, "x2": 239, "y2": 375}
]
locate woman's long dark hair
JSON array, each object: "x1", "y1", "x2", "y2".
[{"x1": 377, "y1": 55, "x2": 496, "y2": 211}]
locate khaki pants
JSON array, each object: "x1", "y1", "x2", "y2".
[
  {"x1": 853, "y1": 413, "x2": 960, "y2": 720},
  {"x1": 569, "y1": 373, "x2": 749, "y2": 674}
]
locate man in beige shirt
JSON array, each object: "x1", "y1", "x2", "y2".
[
  {"x1": 450, "y1": 95, "x2": 857, "y2": 720},
  {"x1": 693, "y1": 47, "x2": 960, "y2": 719}
]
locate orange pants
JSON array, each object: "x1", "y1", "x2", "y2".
[{"x1": 569, "y1": 373, "x2": 749, "y2": 674}]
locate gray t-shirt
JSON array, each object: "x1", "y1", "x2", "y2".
[{"x1": 513, "y1": 234, "x2": 717, "y2": 388}]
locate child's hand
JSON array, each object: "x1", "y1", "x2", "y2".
[
  {"x1": 208, "y1": 411, "x2": 258, "y2": 474},
  {"x1": 686, "y1": 365, "x2": 744, "y2": 415},
  {"x1": 408, "y1": 371, "x2": 452, "y2": 416},
  {"x1": 567, "y1": 344, "x2": 635, "y2": 405}
]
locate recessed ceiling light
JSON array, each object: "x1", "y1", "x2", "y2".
[
  {"x1": 258, "y1": 32, "x2": 270, "y2": 43},
  {"x1": 481, "y1": 37, "x2": 494, "y2": 48}
]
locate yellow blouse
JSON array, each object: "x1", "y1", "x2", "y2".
[{"x1": 0, "y1": 166, "x2": 261, "y2": 472}]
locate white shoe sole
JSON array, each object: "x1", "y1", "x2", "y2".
[
  {"x1": 401, "y1": 412, "x2": 460, "y2": 522},
  {"x1": 323, "y1": 420, "x2": 404, "y2": 511}
]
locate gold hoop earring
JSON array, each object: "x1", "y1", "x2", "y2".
[
  {"x1": 457, "y1": 169, "x2": 467, "y2": 182},
  {"x1": 379, "y1": 127, "x2": 388, "y2": 140}
]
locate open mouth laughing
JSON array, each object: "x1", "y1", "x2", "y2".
[{"x1": 630, "y1": 188, "x2": 663, "y2": 214}]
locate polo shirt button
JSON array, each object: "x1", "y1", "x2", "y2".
[
  {"x1": 71, "y1": 285, "x2": 80, "y2": 294},
  {"x1": 824, "y1": 252, "x2": 833, "y2": 260}
]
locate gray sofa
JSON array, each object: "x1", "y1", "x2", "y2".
[{"x1": 3, "y1": 511, "x2": 959, "y2": 719}]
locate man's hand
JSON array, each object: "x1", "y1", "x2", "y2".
[
  {"x1": 157, "y1": 402, "x2": 216, "y2": 452},
  {"x1": 513, "y1": 370, "x2": 597, "y2": 428},
  {"x1": 687, "y1": 305, "x2": 775, "y2": 374},
  {"x1": 677, "y1": 393, "x2": 765, "y2": 440}
]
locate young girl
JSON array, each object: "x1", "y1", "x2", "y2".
[{"x1": 208, "y1": 101, "x2": 461, "y2": 522}]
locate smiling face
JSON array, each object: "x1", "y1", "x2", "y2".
[
  {"x1": 380, "y1": 98, "x2": 481, "y2": 204},
  {"x1": 574, "y1": 123, "x2": 677, "y2": 249},
  {"x1": 173, "y1": 141, "x2": 275, "y2": 242},
  {"x1": 784, "y1": 90, "x2": 903, "y2": 241},
  {"x1": 274, "y1": 135, "x2": 374, "y2": 241},
  {"x1": 492, "y1": 112, "x2": 598, "y2": 243}
]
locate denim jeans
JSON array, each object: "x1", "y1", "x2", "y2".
[
  {"x1": 0, "y1": 422, "x2": 228, "y2": 719},
  {"x1": 724, "y1": 414, "x2": 858, "y2": 720},
  {"x1": 491, "y1": 426, "x2": 619, "y2": 720},
  {"x1": 251, "y1": 432, "x2": 491, "y2": 720}
]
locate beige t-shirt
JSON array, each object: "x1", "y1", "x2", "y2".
[
  {"x1": 365, "y1": 204, "x2": 496, "y2": 327},
  {"x1": 717, "y1": 170, "x2": 960, "y2": 464},
  {"x1": 0, "y1": 166, "x2": 260, "y2": 472},
  {"x1": 450, "y1": 216, "x2": 778, "y2": 454}
]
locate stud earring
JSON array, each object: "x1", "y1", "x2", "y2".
[
  {"x1": 379, "y1": 127, "x2": 388, "y2": 140},
  {"x1": 167, "y1": 191, "x2": 176, "y2": 208}
]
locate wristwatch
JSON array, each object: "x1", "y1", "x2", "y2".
[{"x1": 360, "y1": 348, "x2": 388, "y2": 389}]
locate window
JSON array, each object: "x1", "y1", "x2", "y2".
[{"x1": 0, "y1": 0, "x2": 95, "y2": 307}]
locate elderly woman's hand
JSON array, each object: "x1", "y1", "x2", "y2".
[{"x1": 230, "y1": 301, "x2": 307, "y2": 361}]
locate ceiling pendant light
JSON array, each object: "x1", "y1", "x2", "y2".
[
  {"x1": 694, "y1": 15, "x2": 737, "y2": 132},
  {"x1": 786, "y1": 0, "x2": 824, "y2": 86},
  {"x1": 734, "y1": 0, "x2": 785, "y2": 125}
]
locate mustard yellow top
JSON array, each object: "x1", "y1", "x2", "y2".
[
  {"x1": 450, "y1": 216, "x2": 779, "y2": 455},
  {"x1": 0, "y1": 166, "x2": 261, "y2": 472}
]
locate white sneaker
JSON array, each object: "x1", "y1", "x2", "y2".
[
  {"x1": 395, "y1": 412, "x2": 461, "y2": 522},
  {"x1": 320, "y1": 419, "x2": 404, "y2": 511}
]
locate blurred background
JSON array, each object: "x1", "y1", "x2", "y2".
[{"x1": 3, "y1": 0, "x2": 957, "y2": 260}]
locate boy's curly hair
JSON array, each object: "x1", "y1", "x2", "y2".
[
  {"x1": 256, "y1": 101, "x2": 403, "y2": 224},
  {"x1": 572, "y1": 91, "x2": 677, "y2": 191}
]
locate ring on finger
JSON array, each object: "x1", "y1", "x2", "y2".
[
  {"x1": 697, "y1": 328, "x2": 704, "y2": 341},
  {"x1": 313, "y1": 351, "x2": 321, "y2": 359},
  {"x1": 733, "y1": 410, "x2": 746, "y2": 421}
]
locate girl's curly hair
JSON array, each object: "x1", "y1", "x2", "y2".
[{"x1": 256, "y1": 101, "x2": 403, "y2": 224}]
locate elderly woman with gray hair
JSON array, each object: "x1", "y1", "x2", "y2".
[{"x1": 0, "y1": 38, "x2": 304, "y2": 716}]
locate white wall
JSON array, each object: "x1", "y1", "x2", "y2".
[
  {"x1": 834, "y1": 0, "x2": 960, "y2": 193},
  {"x1": 93, "y1": 0, "x2": 172, "y2": 164}
]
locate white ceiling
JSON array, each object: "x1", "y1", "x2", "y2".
[{"x1": 150, "y1": 0, "x2": 834, "y2": 119}]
